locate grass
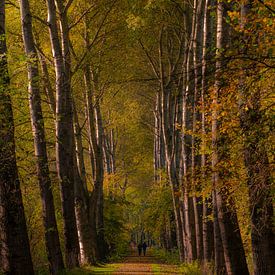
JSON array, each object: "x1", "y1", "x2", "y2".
[
  {"x1": 57, "y1": 263, "x2": 119, "y2": 274},
  {"x1": 151, "y1": 248, "x2": 181, "y2": 265},
  {"x1": 151, "y1": 264, "x2": 162, "y2": 273},
  {"x1": 179, "y1": 261, "x2": 203, "y2": 275}
]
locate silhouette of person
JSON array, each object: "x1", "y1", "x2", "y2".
[
  {"x1": 138, "y1": 243, "x2": 142, "y2": 256},
  {"x1": 142, "y1": 242, "x2": 147, "y2": 256}
]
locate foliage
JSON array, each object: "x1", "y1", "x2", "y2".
[
  {"x1": 104, "y1": 194, "x2": 129, "y2": 259},
  {"x1": 1, "y1": 0, "x2": 274, "y2": 272},
  {"x1": 152, "y1": 248, "x2": 180, "y2": 265}
]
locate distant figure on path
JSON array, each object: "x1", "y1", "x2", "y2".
[
  {"x1": 138, "y1": 243, "x2": 142, "y2": 256},
  {"x1": 142, "y1": 242, "x2": 147, "y2": 256}
]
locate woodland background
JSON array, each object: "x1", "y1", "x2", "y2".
[{"x1": 0, "y1": 0, "x2": 274, "y2": 274}]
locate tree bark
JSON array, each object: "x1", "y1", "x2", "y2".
[
  {"x1": 158, "y1": 29, "x2": 185, "y2": 261},
  {"x1": 46, "y1": 0, "x2": 80, "y2": 268},
  {"x1": 19, "y1": 0, "x2": 65, "y2": 273},
  {"x1": 0, "y1": 1, "x2": 34, "y2": 273},
  {"x1": 201, "y1": 0, "x2": 214, "y2": 263},
  {"x1": 191, "y1": 0, "x2": 203, "y2": 261},
  {"x1": 212, "y1": 2, "x2": 249, "y2": 274}
]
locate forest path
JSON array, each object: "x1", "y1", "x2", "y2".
[
  {"x1": 112, "y1": 248, "x2": 181, "y2": 275},
  {"x1": 70, "y1": 248, "x2": 182, "y2": 274}
]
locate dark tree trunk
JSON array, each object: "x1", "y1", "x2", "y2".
[
  {"x1": 19, "y1": 0, "x2": 65, "y2": 273},
  {"x1": 212, "y1": 190, "x2": 226, "y2": 275},
  {"x1": 0, "y1": 2, "x2": 34, "y2": 274},
  {"x1": 212, "y1": 2, "x2": 249, "y2": 274},
  {"x1": 201, "y1": 0, "x2": 214, "y2": 263},
  {"x1": 46, "y1": 0, "x2": 80, "y2": 268},
  {"x1": 83, "y1": 64, "x2": 107, "y2": 260},
  {"x1": 242, "y1": 112, "x2": 275, "y2": 275}
]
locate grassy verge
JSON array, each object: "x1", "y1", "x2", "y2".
[
  {"x1": 151, "y1": 263, "x2": 162, "y2": 273},
  {"x1": 151, "y1": 247, "x2": 181, "y2": 265},
  {"x1": 66, "y1": 263, "x2": 119, "y2": 274},
  {"x1": 151, "y1": 248, "x2": 204, "y2": 275}
]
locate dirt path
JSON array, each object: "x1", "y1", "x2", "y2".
[
  {"x1": 112, "y1": 249, "x2": 181, "y2": 275},
  {"x1": 113, "y1": 254, "x2": 155, "y2": 274}
]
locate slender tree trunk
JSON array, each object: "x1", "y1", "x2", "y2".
[
  {"x1": 71, "y1": 101, "x2": 97, "y2": 264},
  {"x1": 94, "y1": 98, "x2": 108, "y2": 259},
  {"x1": 159, "y1": 29, "x2": 185, "y2": 261},
  {"x1": 181, "y1": 3, "x2": 197, "y2": 261},
  {"x1": 212, "y1": 190, "x2": 226, "y2": 274},
  {"x1": 46, "y1": 0, "x2": 80, "y2": 268},
  {"x1": 0, "y1": 2, "x2": 34, "y2": 273},
  {"x1": 201, "y1": 0, "x2": 214, "y2": 263},
  {"x1": 191, "y1": 0, "x2": 203, "y2": 261},
  {"x1": 19, "y1": 0, "x2": 65, "y2": 273},
  {"x1": 83, "y1": 64, "x2": 108, "y2": 260},
  {"x1": 212, "y1": 2, "x2": 249, "y2": 274}
]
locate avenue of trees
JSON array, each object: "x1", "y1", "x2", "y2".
[{"x1": 0, "y1": 0, "x2": 274, "y2": 274}]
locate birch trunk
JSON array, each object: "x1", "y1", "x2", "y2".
[
  {"x1": 191, "y1": 0, "x2": 203, "y2": 261},
  {"x1": 201, "y1": 0, "x2": 214, "y2": 263},
  {"x1": 19, "y1": 0, "x2": 65, "y2": 273},
  {"x1": 46, "y1": 0, "x2": 80, "y2": 267},
  {"x1": 181, "y1": 2, "x2": 197, "y2": 261},
  {"x1": 0, "y1": 1, "x2": 34, "y2": 273},
  {"x1": 94, "y1": 98, "x2": 108, "y2": 259},
  {"x1": 159, "y1": 30, "x2": 185, "y2": 260}
]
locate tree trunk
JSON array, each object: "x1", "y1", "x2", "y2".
[
  {"x1": 191, "y1": 0, "x2": 203, "y2": 261},
  {"x1": 158, "y1": 28, "x2": 185, "y2": 260},
  {"x1": 181, "y1": 2, "x2": 197, "y2": 261},
  {"x1": 0, "y1": 2, "x2": 34, "y2": 273},
  {"x1": 19, "y1": 0, "x2": 65, "y2": 273},
  {"x1": 94, "y1": 98, "x2": 108, "y2": 260},
  {"x1": 201, "y1": 0, "x2": 214, "y2": 263},
  {"x1": 83, "y1": 64, "x2": 108, "y2": 260},
  {"x1": 46, "y1": 0, "x2": 80, "y2": 268},
  {"x1": 212, "y1": 2, "x2": 249, "y2": 274},
  {"x1": 212, "y1": 190, "x2": 226, "y2": 274},
  {"x1": 73, "y1": 101, "x2": 88, "y2": 191}
]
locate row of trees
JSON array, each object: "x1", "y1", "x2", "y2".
[
  {"x1": 1, "y1": 0, "x2": 123, "y2": 273},
  {"x1": 137, "y1": 1, "x2": 274, "y2": 274},
  {"x1": 0, "y1": 0, "x2": 274, "y2": 274}
]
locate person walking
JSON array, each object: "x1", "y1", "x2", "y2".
[
  {"x1": 138, "y1": 243, "x2": 142, "y2": 256},
  {"x1": 142, "y1": 242, "x2": 147, "y2": 256}
]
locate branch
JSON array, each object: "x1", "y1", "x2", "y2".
[
  {"x1": 6, "y1": 1, "x2": 48, "y2": 25},
  {"x1": 64, "y1": 0, "x2": 74, "y2": 13},
  {"x1": 257, "y1": 0, "x2": 275, "y2": 14},
  {"x1": 72, "y1": 0, "x2": 117, "y2": 75},
  {"x1": 139, "y1": 39, "x2": 160, "y2": 79},
  {"x1": 69, "y1": 4, "x2": 97, "y2": 30}
]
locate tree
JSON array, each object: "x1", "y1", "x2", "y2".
[
  {"x1": 211, "y1": 2, "x2": 249, "y2": 274},
  {"x1": 19, "y1": 0, "x2": 65, "y2": 273},
  {"x1": 46, "y1": 0, "x2": 80, "y2": 268},
  {"x1": 0, "y1": 1, "x2": 34, "y2": 273}
]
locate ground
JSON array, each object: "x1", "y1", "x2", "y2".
[{"x1": 68, "y1": 248, "x2": 183, "y2": 274}]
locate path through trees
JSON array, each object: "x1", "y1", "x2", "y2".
[{"x1": 0, "y1": 0, "x2": 274, "y2": 274}]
